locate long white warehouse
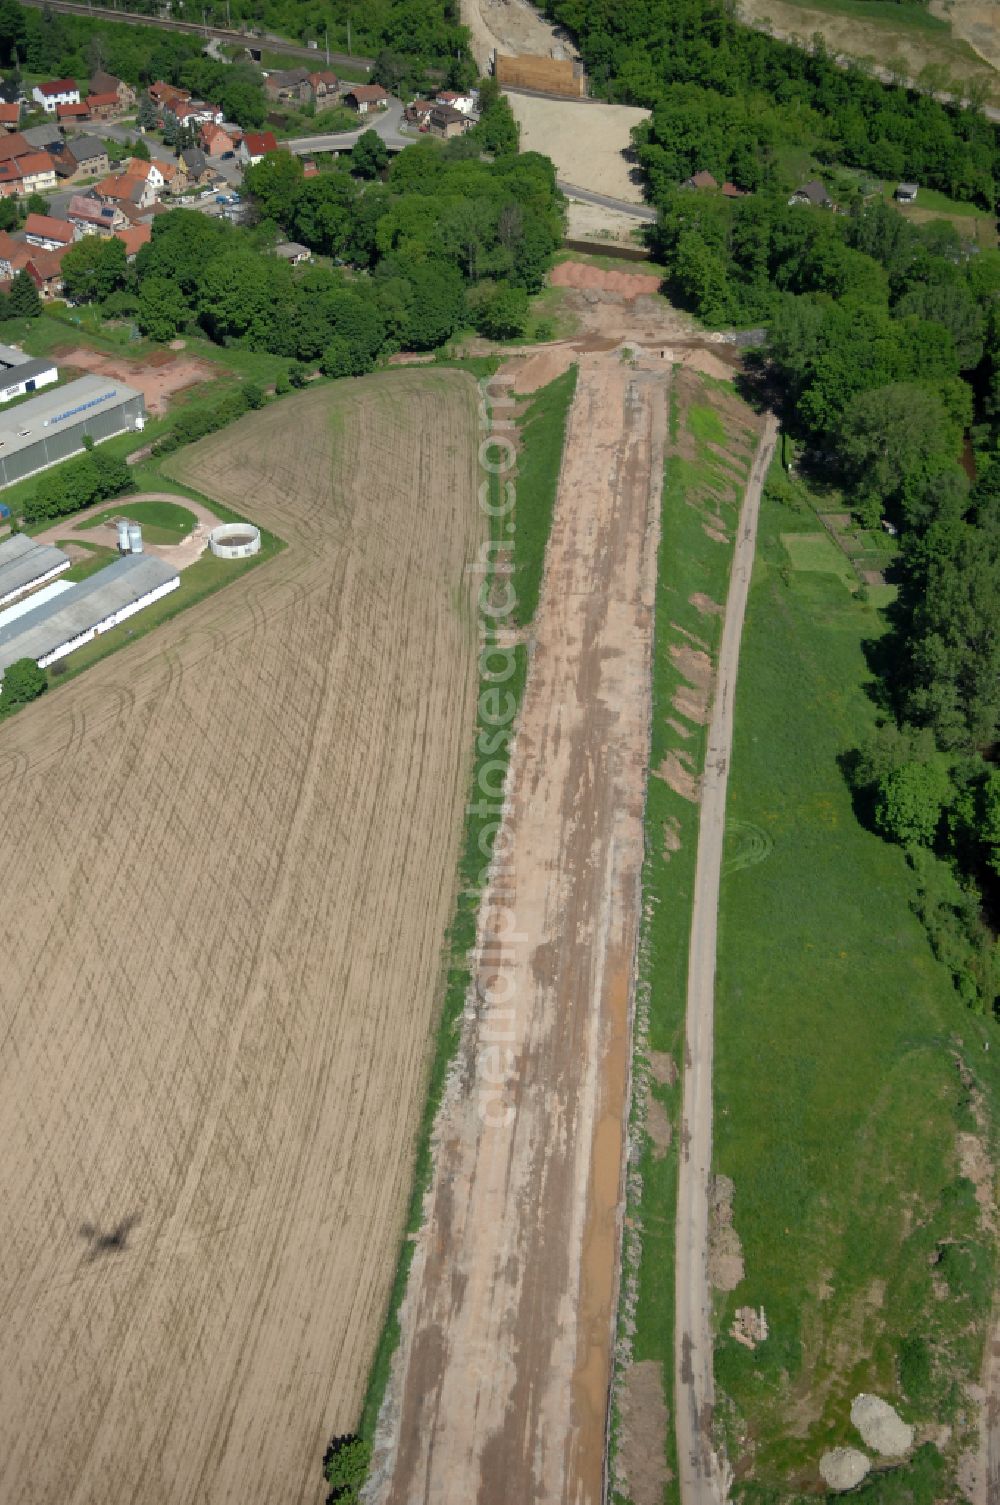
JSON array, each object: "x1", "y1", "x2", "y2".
[
  {"x1": 0, "y1": 531, "x2": 71, "y2": 607},
  {"x1": 0, "y1": 553, "x2": 179, "y2": 676}
]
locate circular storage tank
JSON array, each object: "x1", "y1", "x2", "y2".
[
  {"x1": 128, "y1": 523, "x2": 143, "y2": 555},
  {"x1": 208, "y1": 522, "x2": 262, "y2": 560}
]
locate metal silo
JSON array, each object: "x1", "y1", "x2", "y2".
[
  {"x1": 128, "y1": 523, "x2": 143, "y2": 554},
  {"x1": 117, "y1": 519, "x2": 131, "y2": 553}
]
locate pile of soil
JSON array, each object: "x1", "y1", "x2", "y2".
[
  {"x1": 851, "y1": 1394, "x2": 914, "y2": 1456},
  {"x1": 550, "y1": 261, "x2": 662, "y2": 299},
  {"x1": 819, "y1": 1448, "x2": 870, "y2": 1492}
]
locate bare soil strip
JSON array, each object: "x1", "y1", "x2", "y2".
[
  {"x1": 674, "y1": 416, "x2": 778, "y2": 1504},
  {"x1": 369, "y1": 352, "x2": 666, "y2": 1504},
  {"x1": 0, "y1": 371, "x2": 485, "y2": 1505}
]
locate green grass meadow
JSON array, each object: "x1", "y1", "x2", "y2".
[
  {"x1": 711, "y1": 464, "x2": 999, "y2": 1498},
  {"x1": 510, "y1": 365, "x2": 577, "y2": 626}
]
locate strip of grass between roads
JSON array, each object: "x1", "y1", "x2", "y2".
[
  {"x1": 610, "y1": 369, "x2": 749, "y2": 1505},
  {"x1": 510, "y1": 364, "x2": 577, "y2": 627},
  {"x1": 711, "y1": 463, "x2": 999, "y2": 1499},
  {"x1": 355, "y1": 364, "x2": 576, "y2": 1457}
]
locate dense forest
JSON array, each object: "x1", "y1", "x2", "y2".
[
  {"x1": 3, "y1": 0, "x2": 473, "y2": 82},
  {"x1": 544, "y1": 0, "x2": 995, "y2": 203},
  {"x1": 554, "y1": 0, "x2": 1000, "y2": 1008}
]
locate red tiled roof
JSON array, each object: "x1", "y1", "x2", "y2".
[
  {"x1": 24, "y1": 213, "x2": 74, "y2": 244},
  {"x1": 114, "y1": 223, "x2": 152, "y2": 257},
  {"x1": 27, "y1": 244, "x2": 70, "y2": 283},
  {"x1": 57, "y1": 101, "x2": 89, "y2": 119},
  {"x1": 37, "y1": 78, "x2": 77, "y2": 96},
  {"x1": 244, "y1": 131, "x2": 278, "y2": 156},
  {"x1": 86, "y1": 92, "x2": 119, "y2": 109},
  {"x1": 0, "y1": 134, "x2": 32, "y2": 163},
  {"x1": 347, "y1": 84, "x2": 388, "y2": 103},
  {"x1": 18, "y1": 152, "x2": 56, "y2": 178},
  {"x1": 0, "y1": 103, "x2": 19, "y2": 124}
]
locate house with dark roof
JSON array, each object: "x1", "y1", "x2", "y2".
[
  {"x1": 789, "y1": 179, "x2": 832, "y2": 208},
  {"x1": 344, "y1": 84, "x2": 389, "y2": 115},
  {"x1": 21, "y1": 124, "x2": 63, "y2": 153},
  {"x1": 428, "y1": 104, "x2": 471, "y2": 139},
  {"x1": 895, "y1": 182, "x2": 919, "y2": 204},
  {"x1": 264, "y1": 66, "x2": 310, "y2": 104},
  {"x1": 89, "y1": 71, "x2": 136, "y2": 110},
  {"x1": 179, "y1": 146, "x2": 215, "y2": 185},
  {"x1": 58, "y1": 136, "x2": 109, "y2": 181}
]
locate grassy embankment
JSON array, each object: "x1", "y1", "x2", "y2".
[
  {"x1": 614, "y1": 372, "x2": 998, "y2": 1505},
  {"x1": 355, "y1": 362, "x2": 577, "y2": 1451},
  {"x1": 708, "y1": 462, "x2": 999, "y2": 1499},
  {"x1": 611, "y1": 369, "x2": 754, "y2": 1504},
  {"x1": 76, "y1": 498, "x2": 197, "y2": 543}
]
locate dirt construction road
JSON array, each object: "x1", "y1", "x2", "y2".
[
  {"x1": 0, "y1": 371, "x2": 485, "y2": 1505},
  {"x1": 368, "y1": 353, "x2": 667, "y2": 1504},
  {"x1": 674, "y1": 415, "x2": 778, "y2": 1504}
]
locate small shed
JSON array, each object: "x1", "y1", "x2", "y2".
[
  {"x1": 895, "y1": 182, "x2": 919, "y2": 204},
  {"x1": 275, "y1": 241, "x2": 311, "y2": 264}
]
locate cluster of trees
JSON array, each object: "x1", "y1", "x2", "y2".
[
  {"x1": 64, "y1": 122, "x2": 559, "y2": 365},
  {"x1": 21, "y1": 444, "x2": 131, "y2": 524},
  {"x1": 0, "y1": 656, "x2": 46, "y2": 709},
  {"x1": 150, "y1": 379, "x2": 265, "y2": 455},
  {"x1": 543, "y1": 0, "x2": 996, "y2": 204},
  {"x1": 0, "y1": 1, "x2": 205, "y2": 88}
]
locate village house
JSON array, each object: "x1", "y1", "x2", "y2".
[
  {"x1": 895, "y1": 182, "x2": 919, "y2": 204},
  {"x1": 122, "y1": 157, "x2": 167, "y2": 194},
  {"x1": 57, "y1": 135, "x2": 109, "y2": 181},
  {"x1": 179, "y1": 147, "x2": 216, "y2": 187},
  {"x1": 300, "y1": 155, "x2": 318, "y2": 177},
  {"x1": 67, "y1": 192, "x2": 126, "y2": 237},
  {"x1": 201, "y1": 122, "x2": 236, "y2": 158},
  {"x1": 789, "y1": 179, "x2": 833, "y2": 208},
  {"x1": 56, "y1": 100, "x2": 90, "y2": 125},
  {"x1": 23, "y1": 213, "x2": 75, "y2": 250},
  {"x1": 176, "y1": 100, "x2": 224, "y2": 128},
  {"x1": 0, "y1": 230, "x2": 33, "y2": 277},
  {"x1": 17, "y1": 152, "x2": 58, "y2": 195},
  {"x1": 264, "y1": 67, "x2": 311, "y2": 105},
  {"x1": 274, "y1": 241, "x2": 311, "y2": 264},
  {"x1": 427, "y1": 103, "x2": 471, "y2": 140},
  {"x1": 94, "y1": 171, "x2": 156, "y2": 210},
  {"x1": 344, "y1": 84, "x2": 389, "y2": 115},
  {"x1": 435, "y1": 89, "x2": 476, "y2": 115},
  {"x1": 405, "y1": 99, "x2": 435, "y2": 127},
  {"x1": 26, "y1": 245, "x2": 70, "y2": 298},
  {"x1": 721, "y1": 181, "x2": 747, "y2": 198},
  {"x1": 0, "y1": 101, "x2": 20, "y2": 132},
  {"x1": 148, "y1": 81, "x2": 190, "y2": 113},
  {"x1": 114, "y1": 222, "x2": 151, "y2": 259},
  {"x1": 89, "y1": 71, "x2": 136, "y2": 111},
  {"x1": 32, "y1": 79, "x2": 80, "y2": 114},
  {"x1": 239, "y1": 130, "x2": 279, "y2": 166},
  {"x1": 683, "y1": 169, "x2": 718, "y2": 190},
  {"x1": 85, "y1": 91, "x2": 122, "y2": 122},
  {"x1": 22, "y1": 123, "x2": 63, "y2": 154},
  {"x1": 307, "y1": 70, "x2": 340, "y2": 104}
]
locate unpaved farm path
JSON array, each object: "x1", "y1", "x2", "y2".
[
  {"x1": 674, "y1": 415, "x2": 778, "y2": 1505},
  {"x1": 368, "y1": 352, "x2": 667, "y2": 1504},
  {"x1": 0, "y1": 371, "x2": 486, "y2": 1505}
]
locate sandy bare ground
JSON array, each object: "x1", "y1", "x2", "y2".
[
  {"x1": 674, "y1": 414, "x2": 778, "y2": 1505},
  {"x1": 368, "y1": 351, "x2": 666, "y2": 1504},
  {"x1": 460, "y1": 0, "x2": 577, "y2": 71},
  {"x1": 507, "y1": 92, "x2": 649, "y2": 202},
  {"x1": 566, "y1": 196, "x2": 649, "y2": 247},
  {"x1": 0, "y1": 370, "x2": 485, "y2": 1505},
  {"x1": 30, "y1": 491, "x2": 224, "y2": 571},
  {"x1": 55, "y1": 346, "x2": 219, "y2": 415},
  {"x1": 736, "y1": 0, "x2": 999, "y2": 103}
]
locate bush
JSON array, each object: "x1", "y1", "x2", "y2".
[
  {"x1": 324, "y1": 1435, "x2": 370, "y2": 1503},
  {"x1": 242, "y1": 381, "x2": 265, "y2": 409},
  {"x1": 1, "y1": 657, "x2": 46, "y2": 709},
  {"x1": 274, "y1": 369, "x2": 291, "y2": 395},
  {"x1": 288, "y1": 361, "x2": 310, "y2": 388},
  {"x1": 21, "y1": 448, "x2": 132, "y2": 525}
]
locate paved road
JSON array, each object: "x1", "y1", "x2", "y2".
[
  {"x1": 18, "y1": 0, "x2": 373, "y2": 68},
  {"x1": 285, "y1": 99, "x2": 410, "y2": 155},
  {"x1": 556, "y1": 179, "x2": 656, "y2": 221},
  {"x1": 674, "y1": 413, "x2": 778, "y2": 1505}
]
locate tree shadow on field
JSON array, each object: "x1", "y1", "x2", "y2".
[{"x1": 79, "y1": 1212, "x2": 141, "y2": 1262}]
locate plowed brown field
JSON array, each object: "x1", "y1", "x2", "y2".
[{"x1": 0, "y1": 371, "x2": 486, "y2": 1505}]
